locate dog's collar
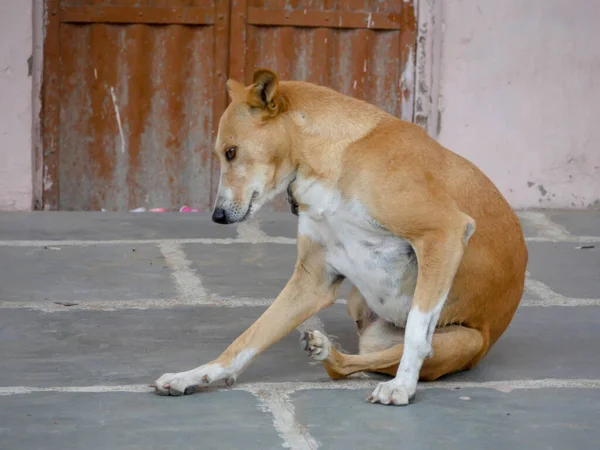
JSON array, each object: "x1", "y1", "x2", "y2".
[{"x1": 286, "y1": 178, "x2": 299, "y2": 216}]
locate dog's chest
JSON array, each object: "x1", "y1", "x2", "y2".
[{"x1": 295, "y1": 181, "x2": 415, "y2": 326}]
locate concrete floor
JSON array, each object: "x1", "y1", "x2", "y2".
[{"x1": 0, "y1": 210, "x2": 599, "y2": 450}]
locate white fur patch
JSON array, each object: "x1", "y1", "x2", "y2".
[
  {"x1": 296, "y1": 179, "x2": 416, "y2": 327},
  {"x1": 295, "y1": 177, "x2": 344, "y2": 220},
  {"x1": 368, "y1": 299, "x2": 447, "y2": 405},
  {"x1": 252, "y1": 170, "x2": 297, "y2": 213},
  {"x1": 398, "y1": 304, "x2": 442, "y2": 378},
  {"x1": 154, "y1": 349, "x2": 257, "y2": 395}
]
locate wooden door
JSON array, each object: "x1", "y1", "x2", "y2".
[
  {"x1": 40, "y1": 0, "x2": 417, "y2": 211},
  {"x1": 41, "y1": 0, "x2": 229, "y2": 211}
]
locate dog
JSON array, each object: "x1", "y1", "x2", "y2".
[{"x1": 152, "y1": 69, "x2": 528, "y2": 405}]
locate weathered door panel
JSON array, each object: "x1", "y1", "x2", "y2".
[
  {"x1": 235, "y1": 0, "x2": 415, "y2": 120},
  {"x1": 43, "y1": 0, "x2": 228, "y2": 211},
  {"x1": 58, "y1": 23, "x2": 215, "y2": 211}
]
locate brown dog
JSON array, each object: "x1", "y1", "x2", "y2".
[{"x1": 152, "y1": 69, "x2": 528, "y2": 405}]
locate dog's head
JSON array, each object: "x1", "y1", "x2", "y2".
[{"x1": 211, "y1": 69, "x2": 295, "y2": 224}]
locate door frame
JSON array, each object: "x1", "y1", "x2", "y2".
[{"x1": 413, "y1": 0, "x2": 443, "y2": 138}]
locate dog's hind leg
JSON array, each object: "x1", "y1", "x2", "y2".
[{"x1": 302, "y1": 325, "x2": 486, "y2": 382}]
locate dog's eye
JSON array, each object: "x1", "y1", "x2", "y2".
[{"x1": 225, "y1": 146, "x2": 237, "y2": 162}]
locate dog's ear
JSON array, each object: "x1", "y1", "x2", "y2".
[
  {"x1": 226, "y1": 79, "x2": 245, "y2": 101},
  {"x1": 247, "y1": 68, "x2": 282, "y2": 115}
]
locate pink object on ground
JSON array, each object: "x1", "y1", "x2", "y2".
[
  {"x1": 179, "y1": 205, "x2": 202, "y2": 213},
  {"x1": 149, "y1": 208, "x2": 168, "y2": 212}
]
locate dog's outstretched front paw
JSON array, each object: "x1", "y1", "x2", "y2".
[
  {"x1": 300, "y1": 330, "x2": 331, "y2": 361},
  {"x1": 367, "y1": 380, "x2": 415, "y2": 406},
  {"x1": 152, "y1": 363, "x2": 235, "y2": 397},
  {"x1": 152, "y1": 371, "x2": 201, "y2": 396}
]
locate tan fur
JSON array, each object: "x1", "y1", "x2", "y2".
[
  {"x1": 211, "y1": 236, "x2": 342, "y2": 369},
  {"x1": 319, "y1": 324, "x2": 485, "y2": 381},
  {"x1": 153, "y1": 69, "x2": 528, "y2": 401}
]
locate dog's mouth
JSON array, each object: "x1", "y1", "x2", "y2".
[{"x1": 239, "y1": 190, "x2": 259, "y2": 222}]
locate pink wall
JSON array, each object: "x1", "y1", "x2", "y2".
[
  {"x1": 0, "y1": 0, "x2": 33, "y2": 211},
  {"x1": 437, "y1": 0, "x2": 600, "y2": 209}
]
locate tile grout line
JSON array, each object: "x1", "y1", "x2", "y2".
[
  {"x1": 523, "y1": 272, "x2": 600, "y2": 306},
  {"x1": 0, "y1": 295, "x2": 598, "y2": 312},
  {"x1": 158, "y1": 241, "x2": 209, "y2": 304},
  {"x1": 524, "y1": 236, "x2": 599, "y2": 242},
  {"x1": 241, "y1": 378, "x2": 600, "y2": 392},
  {"x1": 235, "y1": 218, "x2": 270, "y2": 241},
  {"x1": 517, "y1": 211, "x2": 573, "y2": 240},
  {"x1": 0, "y1": 298, "x2": 332, "y2": 312},
  {"x1": 0, "y1": 237, "x2": 299, "y2": 247},
  {"x1": 525, "y1": 272, "x2": 565, "y2": 303},
  {"x1": 246, "y1": 387, "x2": 320, "y2": 450},
  {"x1": 521, "y1": 297, "x2": 600, "y2": 307},
  {"x1": 2, "y1": 378, "x2": 600, "y2": 397}
]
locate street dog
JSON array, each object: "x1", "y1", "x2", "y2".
[{"x1": 152, "y1": 69, "x2": 528, "y2": 405}]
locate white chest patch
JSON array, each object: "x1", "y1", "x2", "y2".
[{"x1": 295, "y1": 179, "x2": 417, "y2": 327}]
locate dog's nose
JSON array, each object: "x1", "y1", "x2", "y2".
[{"x1": 212, "y1": 208, "x2": 228, "y2": 224}]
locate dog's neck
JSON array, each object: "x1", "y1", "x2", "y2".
[
  {"x1": 278, "y1": 81, "x2": 388, "y2": 183},
  {"x1": 279, "y1": 81, "x2": 386, "y2": 140}
]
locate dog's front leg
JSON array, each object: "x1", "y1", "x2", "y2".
[
  {"x1": 368, "y1": 213, "x2": 475, "y2": 406},
  {"x1": 153, "y1": 237, "x2": 339, "y2": 396}
]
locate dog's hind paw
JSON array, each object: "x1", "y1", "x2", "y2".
[{"x1": 300, "y1": 330, "x2": 331, "y2": 361}]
